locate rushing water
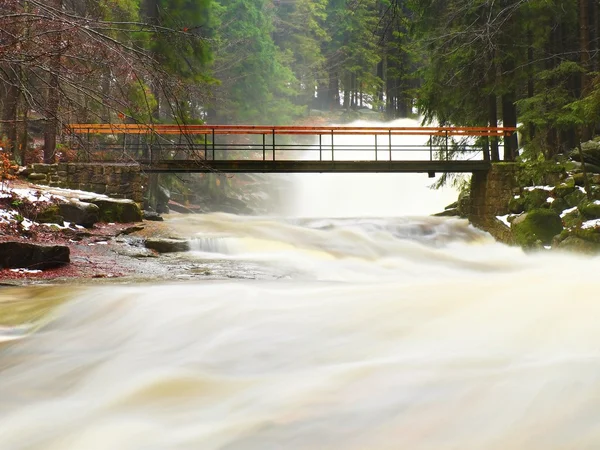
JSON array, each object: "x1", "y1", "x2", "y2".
[
  {"x1": 1, "y1": 213, "x2": 600, "y2": 449},
  {"x1": 1, "y1": 119, "x2": 600, "y2": 448}
]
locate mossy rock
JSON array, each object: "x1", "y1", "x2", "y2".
[
  {"x1": 90, "y1": 198, "x2": 142, "y2": 223},
  {"x1": 511, "y1": 209, "x2": 563, "y2": 248},
  {"x1": 555, "y1": 235, "x2": 600, "y2": 254},
  {"x1": 578, "y1": 199, "x2": 600, "y2": 219},
  {"x1": 554, "y1": 183, "x2": 576, "y2": 198},
  {"x1": 36, "y1": 204, "x2": 64, "y2": 225},
  {"x1": 573, "y1": 173, "x2": 586, "y2": 186},
  {"x1": 562, "y1": 209, "x2": 583, "y2": 228},
  {"x1": 508, "y1": 196, "x2": 526, "y2": 214},
  {"x1": 565, "y1": 189, "x2": 587, "y2": 207},
  {"x1": 523, "y1": 189, "x2": 551, "y2": 210},
  {"x1": 549, "y1": 197, "x2": 569, "y2": 215}
]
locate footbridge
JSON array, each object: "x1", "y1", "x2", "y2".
[{"x1": 66, "y1": 124, "x2": 516, "y2": 174}]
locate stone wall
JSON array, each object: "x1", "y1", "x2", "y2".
[
  {"x1": 469, "y1": 163, "x2": 519, "y2": 244},
  {"x1": 24, "y1": 163, "x2": 145, "y2": 203}
]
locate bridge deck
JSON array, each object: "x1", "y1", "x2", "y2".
[{"x1": 139, "y1": 160, "x2": 490, "y2": 173}]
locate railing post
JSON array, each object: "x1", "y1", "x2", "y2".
[
  {"x1": 319, "y1": 134, "x2": 322, "y2": 161},
  {"x1": 272, "y1": 128, "x2": 275, "y2": 161},
  {"x1": 331, "y1": 129, "x2": 334, "y2": 161},
  {"x1": 445, "y1": 130, "x2": 449, "y2": 161},
  {"x1": 429, "y1": 136, "x2": 433, "y2": 161},
  {"x1": 204, "y1": 132, "x2": 207, "y2": 160},
  {"x1": 388, "y1": 130, "x2": 392, "y2": 161},
  {"x1": 263, "y1": 133, "x2": 266, "y2": 161},
  {"x1": 212, "y1": 128, "x2": 215, "y2": 160},
  {"x1": 375, "y1": 134, "x2": 378, "y2": 161}
]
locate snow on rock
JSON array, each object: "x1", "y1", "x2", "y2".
[
  {"x1": 524, "y1": 185, "x2": 555, "y2": 192},
  {"x1": 582, "y1": 219, "x2": 600, "y2": 230},
  {"x1": 496, "y1": 214, "x2": 512, "y2": 228},
  {"x1": 560, "y1": 206, "x2": 578, "y2": 218},
  {"x1": 546, "y1": 197, "x2": 555, "y2": 204}
]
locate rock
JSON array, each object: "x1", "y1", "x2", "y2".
[
  {"x1": 36, "y1": 204, "x2": 64, "y2": 225},
  {"x1": 144, "y1": 238, "x2": 190, "y2": 253},
  {"x1": 168, "y1": 201, "x2": 196, "y2": 214},
  {"x1": 27, "y1": 173, "x2": 47, "y2": 181},
  {"x1": 555, "y1": 235, "x2": 600, "y2": 254},
  {"x1": 143, "y1": 211, "x2": 163, "y2": 221},
  {"x1": 512, "y1": 209, "x2": 563, "y2": 248},
  {"x1": 88, "y1": 198, "x2": 143, "y2": 223},
  {"x1": 0, "y1": 241, "x2": 70, "y2": 269},
  {"x1": 522, "y1": 189, "x2": 550, "y2": 210},
  {"x1": 578, "y1": 199, "x2": 600, "y2": 219},
  {"x1": 572, "y1": 173, "x2": 587, "y2": 186},
  {"x1": 117, "y1": 225, "x2": 145, "y2": 236},
  {"x1": 554, "y1": 182, "x2": 576, "y2": 198},
  {"x1": 565, "y1": 189, "x2": 587, "y2": 208},
  {"x1": 433, "y1": 208, "x2": 459, "y2": 217},
  {"x1": 508, "y1": 196, "x2": 525, "y2": 214},
  {"x1": 59, "y1": 200, "x2": 100, "y2": 228},
  {"x1": 562, "y1": 209, "x2": 583, "y2": 228},
  {"x1": 549, "y1": 197, "x2": 569, "y2": 215}
]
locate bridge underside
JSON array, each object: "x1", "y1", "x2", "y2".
[{"x1": 139, "y1": 160, "x2": 491, "y2": 173}]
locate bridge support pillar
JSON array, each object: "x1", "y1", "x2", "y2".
[{"x1": 468, "y1": 163, "x2": 518, "y2": 243}]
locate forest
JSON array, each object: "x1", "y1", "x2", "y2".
[{"x1": 0, "y1": 0, "x2": 599, "y2": 167}]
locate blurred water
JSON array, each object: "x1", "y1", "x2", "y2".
[{"x1": 1, "y1": 212, "x2": 599, "y2": 449}]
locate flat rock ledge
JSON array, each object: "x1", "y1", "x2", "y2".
[
  {"x1": 0, "y1": 241, "x2": 70, "y2": 269},
  {"x1": 144, "y1": 238, "x2": 190, "y2": 253}
]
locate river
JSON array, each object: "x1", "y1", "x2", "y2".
[{"x1": 1, "y1": 120, "x2": 600, "y2": 449}]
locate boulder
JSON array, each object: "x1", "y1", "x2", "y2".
[
  {"x1": 523, "y1": 189, "x2": 550, "y2": 210},
  {"x1": 579, "y1": 199, "x2": 600, "y2": 220},
  {"x1": 555, "y1": 235, "x2": 600, "y2": 254},
  {"x1": 59, "y1": 200, "x2": 99, "y2": 228},
  {"x1": 0, "y1": 241, "x2": 70, "y2": 269},
  {"x1": 565, "y1": 189, "x2": 587, "y2": 208},
  {"x1": 512, "y1": 209, "x2": 563, "y2": 248},
  {"x1": 144, "y1": 238, "x2": 190, "y2": 253},
  {"x1": 88, "y1": 198, "x2": 142, "y2": 223},
  {"x1": 36, "y1": 204, "x2": 64, "y2": 225},
  {"x1": 508, "y1": 196, "x2": 526, "y2": 214},
  {"x1": 143, "y1": 211, "x2": 163, "y2": 221}
]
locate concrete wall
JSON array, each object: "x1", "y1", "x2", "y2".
[
  {"x1": 25, "y1": 163, "x2": 145, "y2": 203},
  {"x1": 469, "y1": 163, "x2": 519, "y2": 244}
]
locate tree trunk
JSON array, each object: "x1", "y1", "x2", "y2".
[
  {"x1": 580, "y1": 0, "x2": 592, "y2": 140},
  {"x1": 44, "y1": 0, "x2": 62, "y2": 164},
  {"x1": 502, "y1": 92, "x2": 518, "y2": 161},
  {"x1": 1, "y1": 69, "x2": 19, "y2": 156},
  {"x1": 488, "y1": 94, "x2": 499, "y2": 161}
]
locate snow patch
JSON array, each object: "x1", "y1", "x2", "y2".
[
  {"x1": 496, "y1": 214, "x2": 512, "y2": 228},
  {"x1": 582, "y1": 219, "x2": 600, "y2": 230},
  {"x1": 524, "y1": 186, "x2": 555, "y2": 192},
  {"x1": 546, "y1": 197, "x2": 555, "y2": 204},
  {"x1": 560, "y1": 206, "x2": 578, "y2": 218}
]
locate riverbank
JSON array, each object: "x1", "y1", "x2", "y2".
[{"x1": 0, "y1": 180, "x2": 180, "y2": 285}]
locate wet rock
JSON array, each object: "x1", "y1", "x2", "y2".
[
  {"x1": 143, "y1": 211, "x2": 163, "y2": 221},
  {"x1": 59, "y1": 200, "x2": 99, "y2": 228},
  {"x1": 144, "y1": 238, "x2": 190, "y2": 253},
  {"x1": 433, "y1": 208, "x2": 459, "y2": 217},
  {"x1": 117, "y1": 225, "x2": 145, "y2": 236},
  {"x1": 0, "y1": 241, "x2": 69, "y2": 269}
]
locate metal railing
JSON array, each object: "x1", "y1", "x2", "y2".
[{"x1": 65, "y1": 124, "x2": 516, "y2": 165}]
